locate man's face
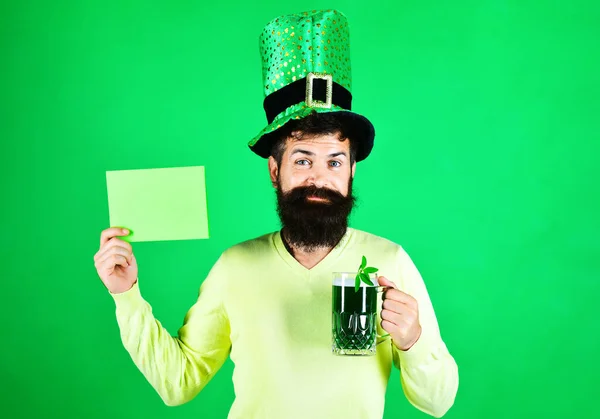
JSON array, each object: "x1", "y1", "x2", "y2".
[
  {"x1": 269, "y1": 133, "x2": 356, "y2": 198},
  {"x1": 268, "y1": 133, "x2": 357, "y2": 250}
]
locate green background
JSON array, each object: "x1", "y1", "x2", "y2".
[{"x1": 2, "y1": 0, "x2": 598, "y2": 418}]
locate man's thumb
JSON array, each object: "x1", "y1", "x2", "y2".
[{"x1": 377, "y1": 276, "x2": 397, "y2": 289}]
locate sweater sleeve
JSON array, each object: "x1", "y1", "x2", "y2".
[
  {"x1": 391, "y1": 246, "x2": 459, "y2": 418},
  {"x1": 109, "y1": 254, "x2": 231, "y2": 406}
]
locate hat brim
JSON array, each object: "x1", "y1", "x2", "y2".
[{"x1": 248, "y1": 105, "x2": 375, "y2": 162}]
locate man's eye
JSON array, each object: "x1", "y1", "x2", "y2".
[
  {"x1": 329, "y1": 160, "x2": 342, "y2": 167},
  {"x1": 296, "y1": 159, "x2": 310, "y2": 166}
]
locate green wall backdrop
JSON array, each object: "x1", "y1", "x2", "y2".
[{"x1": 2, "y1": 0, "x2": 599, "y2": 418}]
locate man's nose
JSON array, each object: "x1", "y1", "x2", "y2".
[{"x1": 307, "y1": 165, "x2": 328, "y2": 188}]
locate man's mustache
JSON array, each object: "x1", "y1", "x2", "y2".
[{"x1": 281, "y1": 185, "x2": 346, "y2": 204}]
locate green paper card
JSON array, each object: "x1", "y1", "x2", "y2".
[{"x1": 106, "y1": 166, "x2": 209, "y2": 242}]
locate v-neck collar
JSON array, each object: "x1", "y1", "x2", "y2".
[{"x1": 272, "y1": 227, "x2": 355, "y2": 277}]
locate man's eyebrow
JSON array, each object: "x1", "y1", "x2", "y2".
[
  {"x1": 328, "y1": 151, "x2": 348, "y2": 158},
  {"x1": 290, "y1": 149, "x2": 315, "y2": 157},
  {"x1": 289, "y1": 149, "x2": 348, "y2": 158}
]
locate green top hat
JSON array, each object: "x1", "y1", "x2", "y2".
[{"x1": 248, "y1": 9, "x2": 375, "y2": 161}]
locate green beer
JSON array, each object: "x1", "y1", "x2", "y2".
[{"x1": 332, "y1": 273, "x2": 379, "y2": 355}]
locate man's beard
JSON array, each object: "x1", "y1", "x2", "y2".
[{"x1": 275, "y1": 178, "x2": 356, "y2": 252}]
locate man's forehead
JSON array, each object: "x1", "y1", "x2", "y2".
[{"x1": 285, "y1": 134, "x2": 350, "y2": 153}]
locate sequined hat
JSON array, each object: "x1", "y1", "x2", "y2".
[{"x1": 248, "y1": 9, "x2": 375, "y2": 161}]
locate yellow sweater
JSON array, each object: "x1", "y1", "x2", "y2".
[{"x1": 110, "y1": 228, "x2": 458, "y2": 418}]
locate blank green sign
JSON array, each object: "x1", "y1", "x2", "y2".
[{"x1": 106, "y1": 166, "x2": 209, "y2": 242}]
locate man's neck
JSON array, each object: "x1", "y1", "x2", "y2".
[{"x1": 281, "y1": 231, "x2": 334, "y2": 270}]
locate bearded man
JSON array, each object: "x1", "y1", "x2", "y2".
[{"x1": 94, "y1": 9, "x2": 458, "y2": 419}]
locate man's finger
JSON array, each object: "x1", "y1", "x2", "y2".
[
  {"x1": 100, "y1": 227, "x2": 130, "y2": 247},
  {"x1": 384, "y1": 288, "x2": 418, "y2": 309},
  {"x1": 381, "y1": 319, "x2": 398, "y2": 335},
  {"x1": 95, "y1": 238, "x2": 133, "y2": 263},
  {"x1": 99, "y1": 237, "x2": 133, "y2": 257},
  {"x1": 99, "y1": 254, "x2": 129, "y2": 273},
  {"x1": 95, "y1": 246, "x2": 132, "y2": 268},
  {"x1": 381, "y1": 308, "x2": 403, "y2": 327},
  {"x1": 382, "y1": 298, "x2": 408, "y2": 314}
]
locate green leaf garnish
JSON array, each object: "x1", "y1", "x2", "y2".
[
  {"x1": 355, "y1": 255, "x2": 379, "y2": 292},
  {"x1": 360, "y1": 272, "x2": 374, "y2": 286}
]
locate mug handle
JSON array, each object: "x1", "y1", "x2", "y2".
[{"x1": 375, "y1": 285, "x2": 391, "y2": 345}]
